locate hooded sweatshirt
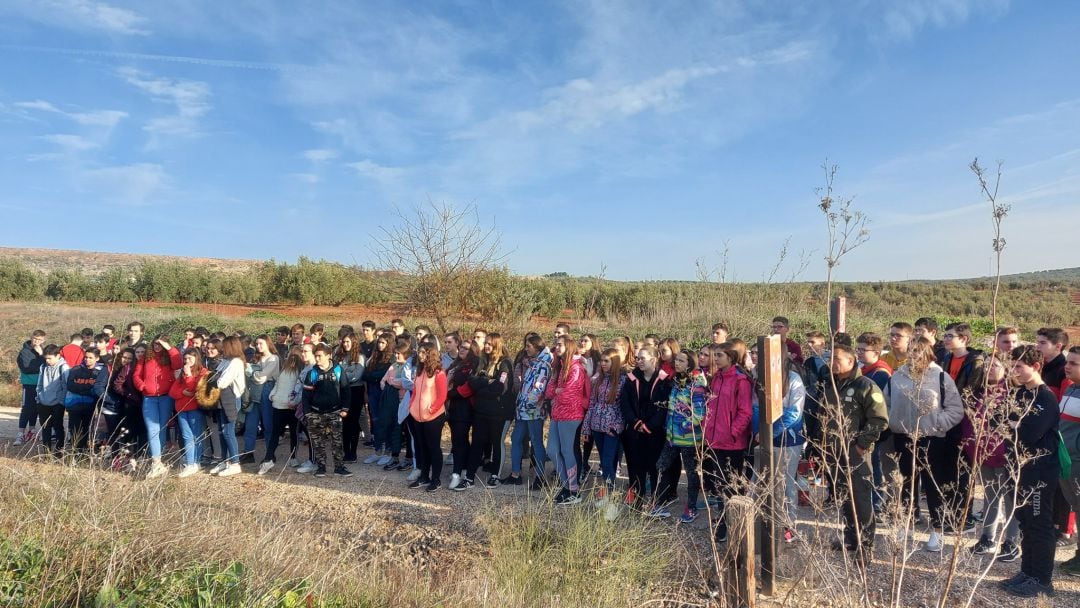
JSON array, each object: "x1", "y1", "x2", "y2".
[
  {"x1": 36, "y1": 360, "x2": 69, "y2": 406},
  {"x1": 304, "y1": 363, "x2": 351, "y2": 414},
  {"x1": 269, "y1": 368, "x2": 300, "y2": 410},
  {"x1": 64, "y1": 362, "x2": 107, "y2": 409},
  {"x1": 469, "y1": 356, "x2": 515, "y2": 420},
  {"x1": 619, "y1": 367, "x2": 672, "y2": 436},
  {"x1": 18, "y1": 341, "x2": 44, "y2": 386},
  {"x1": 884, "y1": 362, "x2": 964, "y2": 437},
  {"x1": 516, "y1": 348, "x2": 554, "y2": 421}
]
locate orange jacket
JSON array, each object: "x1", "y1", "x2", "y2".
[{"x1": 409, "y1": 370, "x2": 448, "y2": 422}]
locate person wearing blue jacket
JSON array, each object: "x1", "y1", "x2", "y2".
[
  {"x1": 63, "y1": 347, "x2": 108, "y2": 453},
  {"x1": 36, "y1": 344, "x2": 69, "y2": 456},
  {"x1": 753, "y1": 362, "x2": 806, "y2": 542}
]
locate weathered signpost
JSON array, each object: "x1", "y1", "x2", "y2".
[
  {"x1": 830, "y1": 295, "x2": 847, "y2": 334},
  {"x1": 755, "y1": 333, "x2": 787, "y2": 599}
]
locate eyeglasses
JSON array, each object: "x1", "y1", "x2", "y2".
[{"x1": 943, "y1": 333, "x2": 958, "y2": 339}]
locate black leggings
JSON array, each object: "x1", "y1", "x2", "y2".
[
  {"x1": 622, "y1": 428, "x2": 665, "y2": 498},
  {"x1": 705, "y1": 448, "x2": 747, "y2": 537},
  {"x1": 341, "y1": 386, "x2": 366, "y2": 460},
  {"x1": 410, "y1": 415, "x2": 445, "y2": 482},
  {"x1": 262, "y1": 407, "x2": 299, "y2": 463},
  {"x1": 449, "y1": 420, "x2": 472, "y2": 476},
  {"x1": 468, "y1": 416, "x2": 509, "y2": 480}
]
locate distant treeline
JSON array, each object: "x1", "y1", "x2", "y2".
[{"x1": 0, "y1": 257, "x2": 1076, "y2": 331}]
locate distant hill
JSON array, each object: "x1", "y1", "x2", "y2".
[{"x1": 0, "y1": 247, "x2": 258, "y2": 276}]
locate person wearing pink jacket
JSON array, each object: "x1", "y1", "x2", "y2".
[
  {"x1": 703, "y1": 342, "x2": 753, "y2": 543},
  {"x1": 544, "y1": 336, "x2": 591, "y2": 506}
]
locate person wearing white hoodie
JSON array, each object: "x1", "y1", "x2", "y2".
[{"x1": 884, "y1": 337, "x2": 964, "y2": 552}]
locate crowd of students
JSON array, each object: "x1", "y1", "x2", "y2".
[{"x1": 11, "y1": 316, "x2": 1080, "y2": 598}]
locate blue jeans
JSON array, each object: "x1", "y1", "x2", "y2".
[
  {"x1": 592, "y1": 431, "x2": 620, "y2": 486},
  {"x1": 19, "y1": 385, "x2": 38, "y2": 430},
  {"x1": 218, "y1": 410, "x2": 239, "y2": 464},
  {"x1": 777, "y1": 444, "x2": 803, "y2": 525},
  {"x1": 177, "y1": 410, "x2": 206, "y2": 466},
  {"x1": 547, "y1": 420, "x2": 581, "y2": 491},
  {"x1": 142, "y1": 395, "x2": 175, "y2": 459},
  {"x1": 511, "y1": 418, "x2": 548, "y2": 475},
  {"x1": 244, "y1": 381, "x2": 275, "y2": 454}
]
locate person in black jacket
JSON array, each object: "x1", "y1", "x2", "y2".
[
  {"x1": 302, "y1": 344, "x2": 352, "y2": 478},
  {"x1": 15, "y1": 329, "x2": 46, "y2": 446},
  {"x1": 446, "y1": 340, "x2": 478, "y2": 490},
  {"x1": 998, "y1": 345, "x2": 1061, "y2": 598},
  {"x1": 619, "y1": 345, "x2": 673, "y2": 505},
  {"x1": 462, "y1": 333, "x2": 514, "y2": 489}
]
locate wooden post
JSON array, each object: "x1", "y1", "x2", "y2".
[
  {"x1": 724, "y1": 495, "x2": 756, "y2": 608},
  {"x1": 829, "y1": 296, "x2": 847, "y2": 334},
  {"x1": 756, "y1": 334, "x2": 785, "y2": 597}
]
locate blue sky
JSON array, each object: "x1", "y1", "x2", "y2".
[{"x1": 1, "y1": 0, "x2": 1078, "y2": 282}]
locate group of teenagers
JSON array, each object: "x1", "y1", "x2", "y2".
[{"x1": 12, "y1": 315, "x2": 1080, "y2": 598}]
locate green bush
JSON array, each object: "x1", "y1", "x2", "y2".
[{"x1": 0, "y1": 259, "x2": 44, "y2": 300}]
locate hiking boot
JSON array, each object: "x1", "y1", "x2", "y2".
[
  {"x1": 334, "y1": 466, "x2": 353, "y2": 478},
  {"x1": 996, "y1": 541, "x2": 1020, "y2": 563}
]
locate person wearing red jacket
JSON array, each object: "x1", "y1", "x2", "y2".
[
  {"x1": 703, "y1": 342, "x2": 754, "y2": 543},
  {"x1": 135, "y1": 335, "x2": 182, "y2": 479},
  {"x1": 544, "y1": 336, "x2": 591, "y2": 505},
  {"x1": 170, "y1": 348, "x2": 207, "y2": 478}
]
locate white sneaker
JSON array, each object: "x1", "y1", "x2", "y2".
[
  {"x1": 297, "y1": 460, "x2": 317, "y2": 474},
  {"x1": 364, "y1": 453, "x2": 381, "y2": 465},
  {"x1": 218, "y1": 463, "x2": 242, "y2": 477},
  {"x1": 208, "y1": 461, "x2": 228, "y2": 476},
  {"x1": 376, "y1": 455, "x2": 392, "y2": 466},
  {"x1": 924, "y1": 531, "x2": 944, "y2": 553},
  {"x1": 145, "y1": 461, "x2": 169, "y2": 480},
  {"x1": 287, "y1": 458, "x2": 301, "y2": 468},
  {"x1": 13, "y1": 432, "x2": 24, "y2": 447},
  {"x1": 178, "y1": 464, "x2": 201, "y2": 478},
  {"x1": 406, "y1": 469, "x2": 422, "y2": 482},
  {"x1": 449, "y1": 473, "x2": 461, "y2": 490},
  {"x1": 257, "y1": 461, "x2": 275, "y2": 476}
]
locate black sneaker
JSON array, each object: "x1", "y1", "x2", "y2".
[
  {"x1": 382, "y1": 458, "x2": 400, "y2": 471},
  {"x1": 998, "y1": 572, "x2": 1029, "y2": 590},
  {"x1": 452, "y1": 477, "x2": 474, "y2": 492},
  {"x1": 970, "y1": 535, "x2": 994, "y2": 555},
  {"x1": 530, "y1": 477, "x2": 545, "y2": 492},
  {"x1": 408, "y1": 478, "x2": 428, "y2": 489},
  {"x1": 486, "y1": 474, "x2": 500, "y2": 488},
  {"x1": 996, "y1": 541, "x2": 1020, "y2": 563},
  {"x1": 334, "y1": 466, "x2": 353, "y2": 477},
  {"x1": 239, "y1": 453, "x2": 256, "y2": 464},
  {"x1": 500, "y1": 474, "x2": 523, "y2": 486},
  {"x1": 1004, "y1": 576, "x2": 1053, "y2": 598},
  {"x1": 557, "y1": 491, "x2": 582, "y2": 506},
  {"x1": 425, "y1": 479, "x2": 441, "y2": 492},
  {"x1": 553, "y1": 488, "x2": 569, "y2": 504},
  {"x1": 314, "y1": 465, "x2": 327, "y2": 478},
  {"x1": 396, "y1": 460, "x2": 412, "y2": 472}
]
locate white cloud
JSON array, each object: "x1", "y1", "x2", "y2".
[
  {"x1": 13, "y1": 99, "x2": 128, "y2": 129},
  {"x1": 349, "y1": 160, "x2": 405, "y2": 183},
  {"x1": 290, "y1": 172, "x2": 320, "y2": 184},
  {"x1": 876, "y1": 0, "x2": 1010, "y2": 41},
  {"x1": 118, "y1": 67, "x2": 211, "y2": 138},
  {"x1": 303, "y1": 148, "x2": 337, "y2": 163},
  {"x1": 14, "y1": 100, "x2": 61, "y2": 113},
  {"x1": 81, "y1": 163, "x2": 169, "y2": 206},
  {"x1": 39, "y1": 133, "x2": 98, "y2": 151},
  {"x1": 2, "y1": 0, "x2": 149, "y2": 36}
]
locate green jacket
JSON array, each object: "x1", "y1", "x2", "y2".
[{"x1": 822, "y1": 368, "x2": 889, "y2": 451}]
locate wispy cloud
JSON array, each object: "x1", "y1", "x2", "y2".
[
  {"x1": 290, "y1": 172, "x2": 320, "y2": 184},
  {"x1": 40, "y1": 133, "x2": 98, "y2": 151},
  {"x1": 118, "y1": 67, "x2": 211, "y2": 139},
  {"x1": 80, "y1": 163, "x2": 169, "y2": 206},
  {"x1": 303, "y1": 148, "x2": 337, "y2": 163},
  {"x1": 13, "y1": 98, "x2": 128, "y2": 129},
  {"x1": 876, "y1": 0, "x2": 1010, "y2": 41},
  {"x1": 349, "y1": 159, "x2": 405, "y2": 183},
  {"x1": 1, "y1": 0, "x2": 149, "y2": 36}
]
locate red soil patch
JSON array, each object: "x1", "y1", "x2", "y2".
[{"x1": 87, "y1": 301, "x2": 408, "y2": 321}]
